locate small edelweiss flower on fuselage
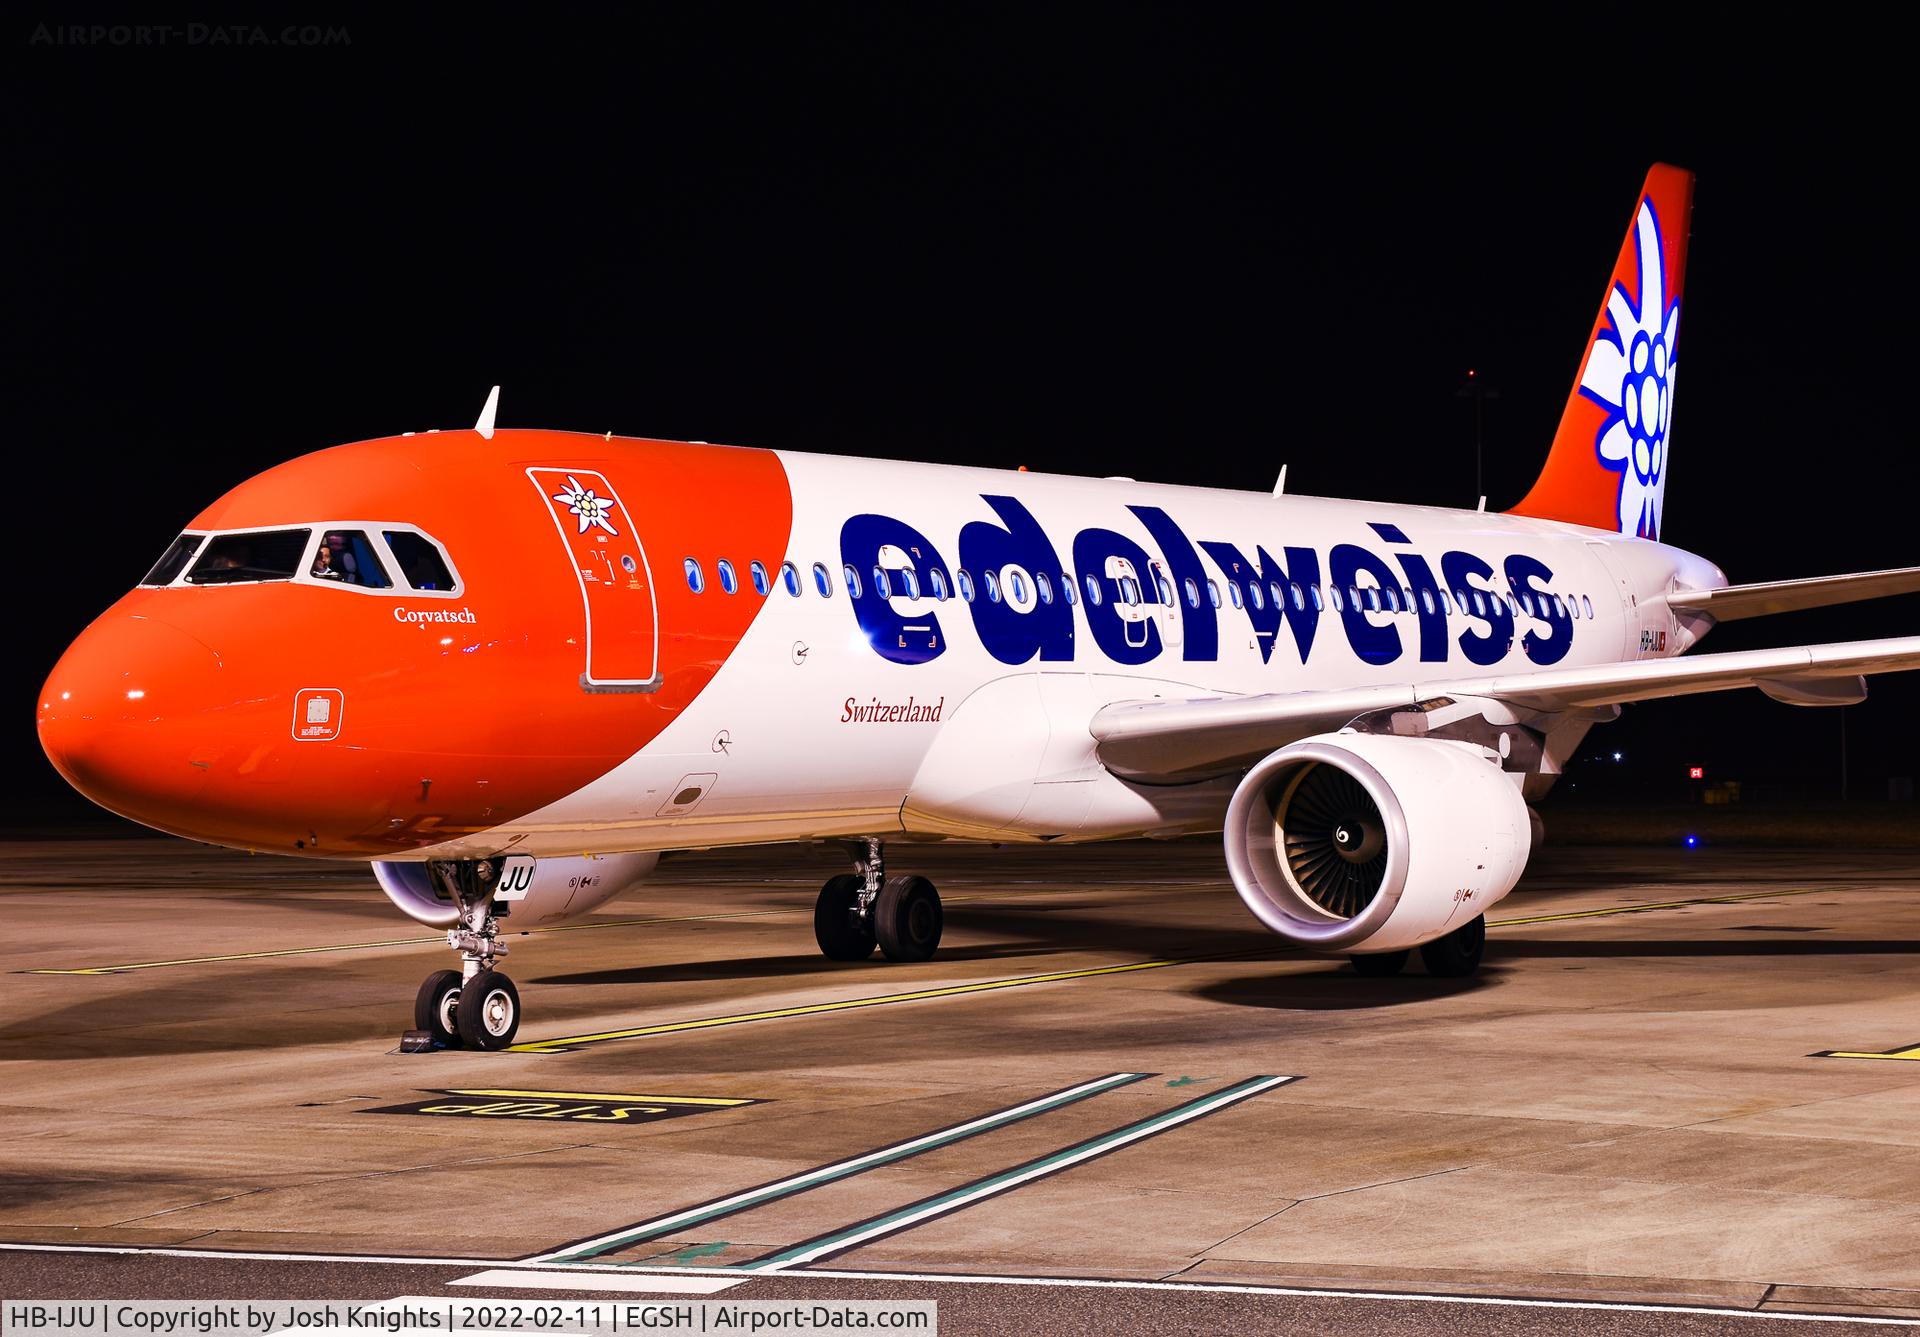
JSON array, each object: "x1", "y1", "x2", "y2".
[
  {"x1": 551, "y1": 474, "x2": 621, "y2": 537},
  {"x1": 1581, "y1": 199, "x2": 1679, "y2": 540}
]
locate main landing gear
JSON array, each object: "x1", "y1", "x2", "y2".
[
  {"x1": 1348, "y1": 915, "x2": 1486, "y2": 979},
  {"x1": 413, "y1": 858, "x2": 521, "y2": 1050},
  {"x1": 813, "y1": 837, "x2": 943, "y2": 964}
]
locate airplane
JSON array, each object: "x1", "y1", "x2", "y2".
[{"x1": 37, "y1": 163, "x2": 1920, "y2": 1051}]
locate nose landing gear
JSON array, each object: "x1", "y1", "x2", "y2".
[
  {"x1": 411, "y1": 858, "x2": 521, "y2": 1050},
  {"x1": 812, "y1": 838, "x2": 943, "y2": 964}
]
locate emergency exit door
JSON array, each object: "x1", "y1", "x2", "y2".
[{"x1": 527, "y1": 466, "x2": 660, "y2": 690}]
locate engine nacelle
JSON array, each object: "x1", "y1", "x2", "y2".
[
  {"x1": 373, "y1": 851, "x2": 660, "y2": 929},
  {"x1": 1224, "y1": 732, "x2": 1530, "y2": 954}
]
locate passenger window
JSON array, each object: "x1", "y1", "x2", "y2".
[
  {"x1": 1582, "y1": 594, "x2": 1594, "y2": 619},
  {"x1": 750, "y1": 560, "x2": 771, "y2": 596},
  {"x1": 717, "y1": 559, "x2": 739, "y2": 595},
  {"x1": 314, "y1": 530, "x2": 393, "y2": 588},
  {"x1": 187, "y1": 529, "x2": 313, "y2": 585},
  {"x1": 1084, "y1": 573, "x2": 1103, "y2": 606},
  {"x1": 1506, "y1": 593, "x2": 1521, "y2": 617},
  {"x1": 1036, "y1": 571, "x2": 1053, "y2": 604},
  {"x1": 1061, "y1": 574, "x2": 1077, "y2": 606},
  {"x1": 1381, "y1": 587, "x2": 1399, "y2": 613},
  {"x1": 1471, "y1": 589, "x2": 1488, "y2": 616},
  {"x1": 813, "y1": 562, "x2": 832, "y2": 597},
  {"x1": 781, "y1": 562, "x2": 802, "y2": 596},
  {"x1": 985, "y1": 569, "x2": 1003, "y2": 603},
  {"x1": 843, "y1": 564, "x2": 862, "y2": 598},
  {"x1": 1438, "y1": 588, "x2": 1455, "y2": 615},
  {"x1": 1184, "y1": 578, "x2": 1200, "y2": 609},
  {"x1": 1227, "y1": 581, "x2": 1243, "y2": 609},
  {"x1": 900, "y1": 568, "x2": 920, "y2": 599},
  {"x1": 1421, "y1": 589, "x2": 1436, "y2": 616},
  {"x1": 1248, "y1": 581, "x2": 1266, "y2": 611},
  {"x1": 1552, "y1": 594, "x2": 1568, "y2": 619},
  {"x1": 1207, "y1": 580, "x2": 1221, "y2": 609},
  {"x1": 141, "y1": 533, "x2": 203, "y2": 586},
  {"x1": 1349, "y1": 586, "x2": 1363, "y2": 609},
  {"x1": 930, "y1": 568, "x2": 950, "y2": 600},
  {"x1": 1270, "y1": 581, "x2": 1285, "y2": 610},
  {"x1": 1152, "y1": 573, "x2": 1171, "y2": 606},
  {"x1": 872, "y1": 566, "x2": 891, "y2": 599},
  {"x1": 1329, "y1": 585, "x2": 1345, "y2": 612},
  {"x1": 957, "y1": 569, "x2": 976, "y2": 602},
  {"x1": 384, "y1": 531, "x2": 457, "y2": 591},
  {"x1": 684, "y1": 558, "x2": 705, "y2": 593},
  {"x1": 1308, "y1": 584, "x2": 1322, "y2": 611},
  {"x1": 1364, "y1": 587, "x2": 1380, "y2": 612},
  {"x1": 1010, "y1": 569, "x2": 1030, "y2": 604}
]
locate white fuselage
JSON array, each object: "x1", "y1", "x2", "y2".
[{"x1": 425, "y1": 452, "x2": 1725, "y2": 860}]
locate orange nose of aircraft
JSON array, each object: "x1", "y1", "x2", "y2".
[{"x1": 38, "y1": 611, "x2": 226, "y2": 837}]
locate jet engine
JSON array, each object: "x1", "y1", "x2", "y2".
[
  {"x1": 1223, "y1": 732, "x2": 1530, "y2": 954},
  {"x1": 373, "y1": 851, "x2": 660, "y2": 929}
]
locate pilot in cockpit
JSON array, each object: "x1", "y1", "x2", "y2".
[{"x1": 311, "y1": 545, "x2": 345, "y2": 581}]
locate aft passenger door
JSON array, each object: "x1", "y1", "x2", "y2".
[{"x1": 528, "y1": 466, "x2": 661, "y2": 690}]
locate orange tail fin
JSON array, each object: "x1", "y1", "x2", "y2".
[{"x1": 1509, "y1": 163, "x2": 1695, "y2": 540}]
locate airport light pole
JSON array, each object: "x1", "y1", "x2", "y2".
[{"x1": 1458, "y1": 369, "x2": 1499, "y2": 503}]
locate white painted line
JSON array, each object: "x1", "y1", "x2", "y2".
[
  {"x1": 527, "y1": 1072, "x2": 1148, "y2": 1263},
  {"x1": 0, "y1": 1243, "x2": 1910, "y2": 1325},
  {"x1": 749, "y1": 1076, "x2": 1296, "y2": 1271},
  {"x1": 450, "y1": 1271, "x2": 744, "y2": 1295}
]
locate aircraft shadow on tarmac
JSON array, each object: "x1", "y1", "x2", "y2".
[
  {"x1": 1493, "y1": 937, "x2": 1920, "y2": 958},
  {"x1": 1195, "y1": 967, "x2": 1501, "y2": 1011},
  {"x1": 534, "y1": 904, "x2": 1281, "y2": 986}
]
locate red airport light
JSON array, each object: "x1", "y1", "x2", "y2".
[{"x1": 1688, "y1": 766, "x2": 1704, "y2": 780}]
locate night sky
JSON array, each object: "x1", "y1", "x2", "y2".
[{"x1": 6, "y1": 13, "x2": 1914, "y2": 821}]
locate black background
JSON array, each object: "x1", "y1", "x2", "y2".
[{"x1": 6, "y1": 12, "x2": 1913, "y2": 821}]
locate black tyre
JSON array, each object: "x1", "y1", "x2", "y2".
[
  {"x1": 814, "y1": 873, "x2": 876, "y2": 961},
  {"x1": 455, "y1": 970, "x2": 521, "y2": 1050},
  {"x1": 1419, "y1": 915, "x2": 1486, "y2": 978},
  {"x1": 1350, "y1": 949, "x2": 1409, "y2": 978},
  {"x1": 414, "y1": 969, "x2": 465, "y2": 1048},
  {"x1": 875, "y1": 874, "x2": 943, "y2": 963}
]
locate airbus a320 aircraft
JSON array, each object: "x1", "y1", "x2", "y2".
[{"x1": 38, "y1": 164, "x2": 1920, "y2": 1050}]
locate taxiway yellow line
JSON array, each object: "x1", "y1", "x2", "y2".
[
  {"x1": 508, "y1": 885, "x2": 1847, "y2": 1055},
  {"x1": 18, "y1": 904, "x2": 811, "y2": 975},
  {"x1": 445, "y1": 1089, "x2": 757, "y2": 1105},
  {"x1": 1489, "y1": 884, "x2": 1833, "y2": 927},
  {"x1": 21, "y1": 881, "x2": 1837, "y2": 978},
  {"x1": 505, "y1": 957, "x2": 1232, "y2": 1053}
]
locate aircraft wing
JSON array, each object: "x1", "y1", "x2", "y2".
[
  {"x1": 1090, "y1": 635, "x2": 1920, "y2": 781},
  {"x1": 1662, "y1": 566, "x2": 1920, "y2": 622}
]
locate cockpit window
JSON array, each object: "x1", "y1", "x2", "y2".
[
  {"x1": 186, "y1": 529, "x2": 313, "y2": 584},
  {"x1": 314, "y1": 530, "x2": 393, "y2": 588},
  {"x1": 384, "y1": 530, "x2": 455, "y2": 591},
  {"x1": 141, "y1": 534, "x2": 203, "y2": 586}
]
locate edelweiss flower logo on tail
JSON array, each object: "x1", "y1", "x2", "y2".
[
  {"x1": 1582, "y1": 199, "x2": 1679, "y2": 540},
  {"x1": 552, "y1": 475, "x2": 621, "y2": 536}
]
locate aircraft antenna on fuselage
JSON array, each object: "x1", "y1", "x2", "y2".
[
  {"x1": 1271, "y1": 465, "x2": 1288, "y2": 497},
  {"x1": 474, "y1": 385, "x2": 501, "y2": 440}
]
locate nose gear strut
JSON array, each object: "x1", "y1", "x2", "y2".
[{"x1": 410, "y1": 858, "x2": 520, "y2": 1050}]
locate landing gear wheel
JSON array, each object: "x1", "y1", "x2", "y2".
[
  {"x1": 1420, "y1": 915, "x2": 1486, "y2": 978},
  {"x1": 875, "y1": 875, "x2": 943, "y2": 963},
  {"x1": 1350, "y1": 949, "x2": 1409, "y2": 977},
  {"x1": 814, "y1": 873, "x2": 876, "y2": 961},
  {"x1": 414, "y1": 969, "x2": 465, "y2": 1048},
  {"x1": 455, "y1": 970, "x2": 521, "y2": 1049}
]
